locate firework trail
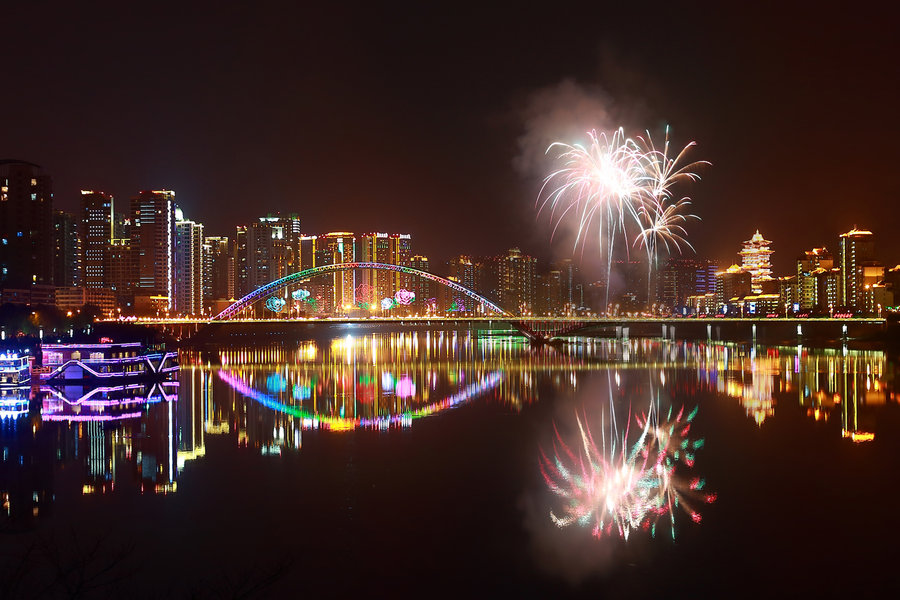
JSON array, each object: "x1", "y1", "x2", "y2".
[
  {"x1": 540, "y1": 375, "x2": 715, "y2": 540},
  {"x1": 538, "y1": 126, "x2": 707, "y2": 310}
]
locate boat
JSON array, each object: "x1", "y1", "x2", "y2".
[
  {"x1": 39, "y1": 342, "x2": 178, "y2": 384},
  {"x1": 0, "y1": 350, "x2": 32, "y2": 387}
]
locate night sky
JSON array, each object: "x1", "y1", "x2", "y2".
[{"x1": 3, "y1": 2, "x2": 898, "y2": 273}]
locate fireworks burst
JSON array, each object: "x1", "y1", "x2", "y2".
[
  {"x1": 540, "y1": 384, "x2": 715, "y2": 540},
  {"x1": 538, "y1": 126, "x2": 707, "y2": 308}
]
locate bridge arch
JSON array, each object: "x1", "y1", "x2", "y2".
[{"x1": 213, "y1": 262, "x2": 511, "y2": 320}]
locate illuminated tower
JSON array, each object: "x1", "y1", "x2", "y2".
[
  {"x1": 80, "y1": 190, "x2": 114, "y2": 289},
  {"x1": 739, "y1": 230, "x2": 773, "y2": 294},
  {"x1": 0, "y1": 160, "x2": 53, "y2": 288},
  {"x1": 131, "y1": 190, "x2": 176, "y2": 311},
  {"x1": 839, "y1": 228, "x2": 875, "y2": 310}
]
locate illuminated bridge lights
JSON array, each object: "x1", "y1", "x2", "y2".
[{"x1": 213, "y1": 262, "x2": 510, "y2": 320}]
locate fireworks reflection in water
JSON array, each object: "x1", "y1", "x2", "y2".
[{"x1": 540, "y1": 373, "x2": 715, "y2": 541}]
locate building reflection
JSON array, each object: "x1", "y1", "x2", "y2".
[
  {"x1": 2, "y1": 332, "x2": 897, "y2": 529},
  {"x1": 640, "y1": 340, "x2": 892, "y2": 441}
]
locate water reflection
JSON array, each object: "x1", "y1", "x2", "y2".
[{"x1": 1, "y1": 333, "x2": 897, "y2": 531}]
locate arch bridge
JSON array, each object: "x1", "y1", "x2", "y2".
[{"x1": 213, "y1": 262, "x2": 587, "y2": 342}]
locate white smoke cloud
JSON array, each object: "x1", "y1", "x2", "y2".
[{"x1": 513, "y1": 79, "x2": 620, "y2": 178}]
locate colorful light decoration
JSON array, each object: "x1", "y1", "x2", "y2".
[
  {"x1": 355, "y1": 284, "x2": 376, "y2": 307},
  {"x1": 448, "y1": 298, "x2": 466, "y2": 312},
  {"x1": 394, "y1": 289, "x2": 415, "y2": 305},
  {"x1": 381, "y1": 297, "x2": 395, "y2": 310},
  {"x1": 266, "y1": 295, "x2": 286, "y2": 313},
  {"x1": 292, "y1": 288, "x2": 311, "y2": 301}
]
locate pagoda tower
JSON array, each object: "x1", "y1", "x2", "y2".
[{"x1": 739, "y1": 230, "x2": 773, "y2": 294}]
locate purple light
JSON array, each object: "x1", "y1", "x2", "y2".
[
  {"x1": 395, "y1": 375, "x2": 415, "y2": 398},
  {"x1": 43, "y1": 411, "x2": 143, "y2": 422}
]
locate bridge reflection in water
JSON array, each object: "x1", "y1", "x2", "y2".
[{"x1": 0, "y1": 332, "x2": 896, "y2": 528}]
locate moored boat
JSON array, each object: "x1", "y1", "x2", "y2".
[
  {"x1": 40, "y1": 342, "x2": 178, "y2": 383},
  {"x1": 0, "y1": 351, "x2": 32, "y2": 387}
]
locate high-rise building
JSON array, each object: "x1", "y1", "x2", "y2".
[
  {"x1": 739, "y1": 230, "x2": 773, "y2": 294},
  {"x1": 238, "y1": 214, "x2": 302, "y2": 294},
  {"x1": 497, "y1": 248, "x2": 537, "y2": 314},
  {"x1": 248, "y1": 214, "x2": 302, "y2": 289},
  {"x1": 556, "y1": 259, "x2": 585, "y2": 314},
  {"x1": 131, "y1": 190, "x2": 176, "y2": 311},
  {"x1": 408, "y1": 254, "x2": 432, "y2": 309},
  {"x1": 0, "y1": 160, "x2": 53, "y2": 288},
  {"x1": 174, "y1": 210, "x2": 204, "y2": 316},
  {"x1": 233, "y1": 226, "x2": 248, "y2": 297},
  {"x1": 389, "y1": 233, "x2": 412, "y2": 294},
  {"x1": 316, "y1": 232, "x2": 356, "y2": 312},
  {"x1": 105, "y1": 239, "x2": 138, "y2": 311},
  {"x1": 298, "y1": 235, "x2": 316, "y2": 271},
  {"x1": 658, "y1": 258, "x2": 719, "y2": 314},
  {"x1": 53, "y1": 210, "x2": 81, "y2": 288},
  {"x1": 448, "y1": 255, "x2": 476, "y2": 291},
  {"x1": 357, "y1": 232, "x2": 412, "y2": 302},
  {"x1": 715, "y1": 265, "x2": 752, "y2": 313},
  {"x1": 202, "y1": 236, "x2": 232, "y2": 305},
  {"x1": 796, "y1": 247, "x2": 834, "y2": 310},
  {"x1": 80, "y1": 190, "x2": 114, "y2": 289},
  {"x1": 839, "y1": 228, "x2": 875, "y2": 310},
  {"x1": 537, "y1": 267, "x2": 563, "y2": 315}
]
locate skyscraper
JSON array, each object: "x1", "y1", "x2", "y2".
[
  {"x1": 796, "y1": 247, "x2": 834, "y2": 310},
  {"x1": 839, "y1": 228, "x2": 875, "y2": 310},
  {"x1": 53, "y1": 210, "x2": 81, "y2": 288},
  {"x1": 358, "y1": 232, "x2": 412, "y2": 302},
  {"x1": 238, "y1": 214, "x2": 302, "y2": 294},
  {"x1": 739, "y1": 230, "x2": 773, "y2": 294},
  {"x1": 202, "y1": 236, "x2": 232, "y2": 306},
  {"x1": 131, "y1": 190, "x2": 176, "y2": 311},
  {"x1": 316, "y1": 232, "x2": 356, "y2": 312},
  {"x1": 408, "y1": 254, "x2": 432, "y2": 309},
  {"x1": 497, "y1": 248, "x2": 537, "y2": 314},
  {"x1": 80, "y1": 190, "x2": 114, "y2": 289},
  {"x1": 0, "y1": 160, "x2": 53, "y2": 288},
  {"x1": 447, "y1": 255, "x2": 476, "y2": 291},
  {"x1": 174, "y1": 210, "x2": 204, "y2": 316}
]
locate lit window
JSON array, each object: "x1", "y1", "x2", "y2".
[
  {"x1": 30, "y1": 179, "x2": 36, "y2": 185},
  {"x1": 17, "y1": 232, "x2": 22, "y2": 237}
]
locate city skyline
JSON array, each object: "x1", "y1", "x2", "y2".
[
  {"x1": 3, "y1": 155, "x2": 897, "y2": 319},
  {"x1": 1, "y1": 3, "x2": 897, "y2": 273}
]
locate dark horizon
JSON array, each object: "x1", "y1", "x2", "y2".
[{"x1": 2, "y1": 2, "x2": 898, "y2": 272}]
